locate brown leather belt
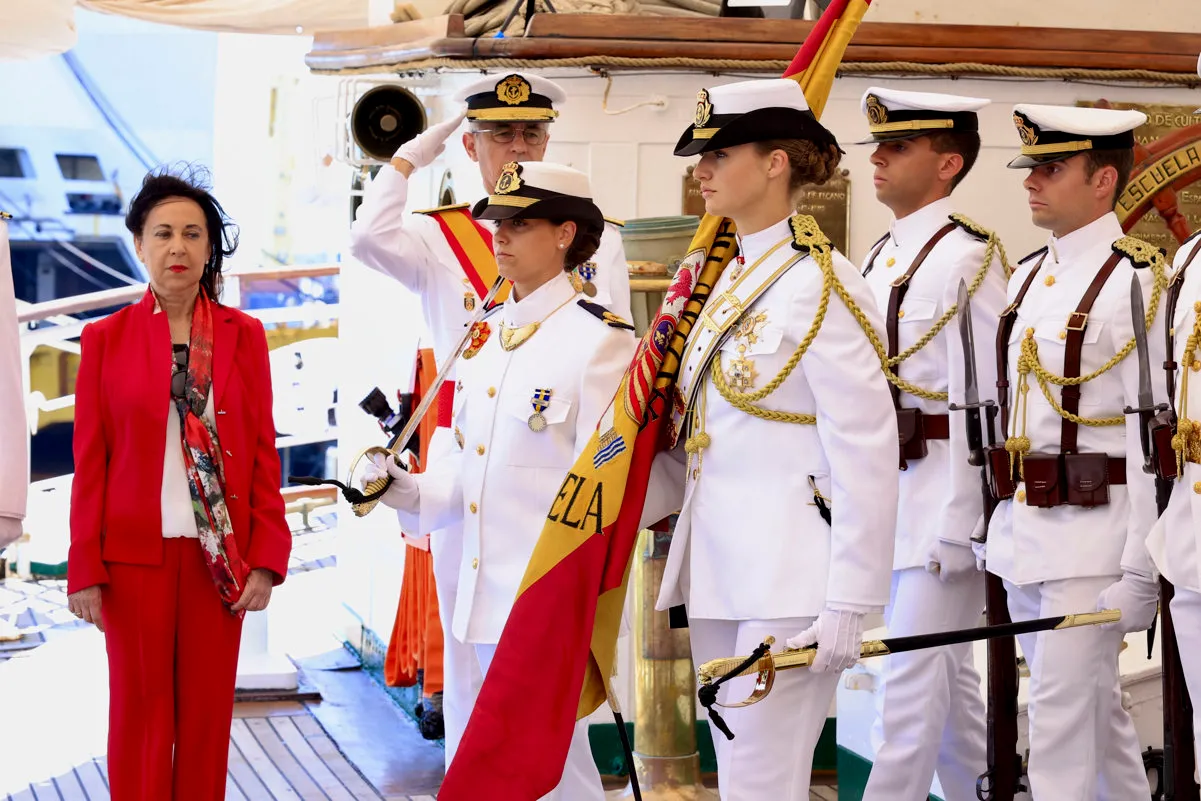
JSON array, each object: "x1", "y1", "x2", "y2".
[{"x1": 921, "y1": 413, "x2": 950, "y2": 440}]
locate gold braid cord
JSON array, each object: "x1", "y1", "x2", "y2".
[
  {"x1": 1004, "y1": 238, "x2": 1169, "y2": 475},
  {"x1": 882, "y1": 214, "x2": 1012, "y2": 402},
  {"x1": 710, "y1": 214, "x2": 830, "y2": 425},
  {"x1": 1173, "y1": 302, "x2": 1201, "y2": 475}
]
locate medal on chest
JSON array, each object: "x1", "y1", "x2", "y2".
[
  {"x1": 528, "y1": 388, "x2": 553, "y2": 432},
  {"x1": 573, "y1": 261, "x2": 599, "y2": 298},
  {"x1": 724, "y1": 311, "x2": 768, "y2": 391}
]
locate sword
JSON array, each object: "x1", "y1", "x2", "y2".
[
  {"x1": 697, "y1": 610, "x2": 1119, "y2": 706},
  {"x1": 289, "y1": 275, "x2": 507, "y2": 516}
]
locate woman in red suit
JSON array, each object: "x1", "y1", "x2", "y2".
[{"x1": 66, "y1": 168, "x2": 292, "y2": 800}]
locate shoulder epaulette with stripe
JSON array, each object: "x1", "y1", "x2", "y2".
[
  {"x1": 413, "y1": 202, "x2": 471, "y2": 216},
  {"x1": 604, "y1": 216, "x2": 625, "y2": 228},
  {"x1": 949, "y1": 213, "x2": 992, "y2": 242},
  {"x1": 1112, "y1": 236, "x2": 1166, "y2": 270},
  {"x1": 1018, "y1": 245, "x2": 1048, "y2": 265},
  {"x1": 577, "y1": 299, "x2": 634, "y2": 330}
]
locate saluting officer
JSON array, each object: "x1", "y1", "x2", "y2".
[
  {"x1": 348, "y1": 71, "x2": 632, "y2": 762},
  {"x1": 985, "y1": 104, "x2": 1164, "y2": 799},
  {"x1": 364, "y1": 161, "x2": 637, "y2": 801},
  {"x1": 855, "y1": 87, "x2": 1005, "y2": 801}
]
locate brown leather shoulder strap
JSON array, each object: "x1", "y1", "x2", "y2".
[
  {"x1": 1060, "y1": 252, "x2": 1124, "y2": 453},
  {"x1": 1166, "y1": 236, "x2": 1201, "y2": 404},
  {"x1": 997, "y1": 254, "x2": 1047, "y2": 433},
  {"x1": 861, "y1": 232, "x2": 891, "y2": 278},
  {"x1": 885, "y1": 222, "x2": 957, "y2": 408}
]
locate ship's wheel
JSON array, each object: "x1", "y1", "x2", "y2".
[{"x1": 1114, "y1": 118, "x2": 1201, "y2": 245}]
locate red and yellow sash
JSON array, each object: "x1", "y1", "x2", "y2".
[{"x1": 416, "y1": 204, "x2": 512, "y2": 304}]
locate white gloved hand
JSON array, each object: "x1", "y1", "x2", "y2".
[
  {"x1": 925, "y1": 538, "x2": 979, "y2": 584},
  {"x1": 359, "y1": 453, "x2": 421, "y2": 513},
  {"x1": 1096, "y1": 572, "x2": 1159, "y2": 633},
  {"x1": 0, "y1": 516, "x2": 22, "y2": 549},
  {"x1": 969, "y1": 514, "x2": 987, "y2": 571},
  {"x1": 785, "y1": 608, "x2": 866, "y2": 673},
  {"x1": 392, "y1": 112, "x2": 467, "y2": 171}
]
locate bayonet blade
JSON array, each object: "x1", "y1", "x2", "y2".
[
  {"x1": 957, "y1": 278, "x2": 981, "y2": 408},
  {"x1": 1130, "y1": 273, "x2": 1155, "y2": 412}
]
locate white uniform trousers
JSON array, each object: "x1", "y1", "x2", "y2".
[
  {"x1": 689, "y1": 617, "x2": 839, "y2": 801},
  {"x1": 1170, "y1": 588, "x2": 1201, "y2": 776},
  {"x1": 863, "y1": 567, "x2": 988, "y2": 801},
  {"x1": 473, "y1": 643, "x2": 605, "y2": 801},
  {"x1": 1006, "y1": 576, "x2": 1150, "y2": 800},
  {"x1": 429, "y1": 523, "x2": 483, "y2": 767}
]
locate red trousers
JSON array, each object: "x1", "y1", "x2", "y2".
[{"x1": 101, "y1": 537, "x2": 244, "y2": 800}]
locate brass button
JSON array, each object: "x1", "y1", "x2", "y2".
[
  {"x1": 691, "y1": 468, "x2": 700, "y2": 480},
  {"x1": 1044, "y1": 275, "x2": 1056, "y2": 287},
  {"x1": 886, "y1": 257, "x2": 896, "y2": 267},
  {"x1": 1058, "y1": 330, "x2": 1066, "y2": 340},
  {"x1": 469, "y1": 502, "x2": 478, "y2": 514},
  {"x1": 476, "y1": 444, "x2": 485, "y2": 455},
  {"x1": 1193, "y1": 360, "x2": 1201, "y2": 372},
  {"x1": 1194, "y1": 482, "x2": 1201, "y2": 495},
  {"x1": 1016, "y1": 490, "x2": 1027, "y2": 503},
  {"x1": 897, "y1": 310, "x2": 906, "y2": 319},
  {"x1": 472, "y1": 557, "x2": 479, "y2": 569},
  {"x1": 487, "y1": 387, "x2": 496, "y2": 398}
]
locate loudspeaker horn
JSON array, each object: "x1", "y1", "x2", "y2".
[{"x1": 350, "y1": 85, "x2": 427, "y2": 162}]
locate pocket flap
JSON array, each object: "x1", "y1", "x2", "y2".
[
  {"x1": 898, "y1": 297, "x2": 937, "y2": 323},
  {"x1": 1064, "y1": 453, "x2": 1109, "y2": 492},
  {"x1": 1033, "y1": 316, "x2": 1105, "y2": 346},
  {"x1": 505, "y1": 390, "x2": 573, "y2": 426},
  {"x1": 1023, "y1": 454, "x2": 1061, "y2": 492}
]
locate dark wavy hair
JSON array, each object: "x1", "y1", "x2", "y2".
[
  {"x1": 124, "y1": 164, "x2": 239, "y2": 301},
  {"x1": 548, "y1": 218, "x2": 604, "y2": 272}
]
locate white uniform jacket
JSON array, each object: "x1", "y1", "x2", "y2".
[
  {"x1": 861, "y1": 198, "x2": 1008, "y2": 570},
  {"x1": 399, "y1": 272, "x2": 637, "y2": 643},
  {"x1": 349, "y1": 164, "x2": 632, "y2": 367},
  {"x1": 652, "y1": 215, "x2": 899, "y2": 620},
  {"x1": 1147, "y1": 231, "x2": 1201, "y2": 593},
  {"x1": 986, "y1": 213, "x2": 1165, "y2": 586}
]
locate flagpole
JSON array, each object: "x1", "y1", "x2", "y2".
[{"x1": 619, "y1": 528, "x2": 717, "y2": 800}]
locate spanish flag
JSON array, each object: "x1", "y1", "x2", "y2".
[{"x1": 439, "y1": 3, "x2": 873, "y2": 797}]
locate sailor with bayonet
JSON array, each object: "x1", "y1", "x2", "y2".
[
  {"x1": 1144, "y1": 203, "x2": 1201, "y2": 776},
  {"x1": 854, "y1": 87, "x2": 1005, "y2": 801},
  {"x1": 981, "y1": 104, "x2": 1163, "y2": 799}
]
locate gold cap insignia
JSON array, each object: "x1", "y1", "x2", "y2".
[
  {"x1": 1013, "y1": 113, "x2": 1038, "y2": 147},
  {"x1": 865, "y1": 94, "x2": 888, "y2": 126},
  {"x1": 496, "y1": 75, "x2": 532, "y2": 107},
  {"x1": 694, "y1": 89, "x2": 713, "y2": 129},
  {"x1": 495, "y1": 162, "x2": 522, "y2": 195}
]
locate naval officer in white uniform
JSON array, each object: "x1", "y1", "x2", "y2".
[
  {"x1": 364, "y1": 161, "x2": 636, "y2": 800},
  {"x1": 348, "y1": 72, "x2": 631, "y2": 763},
  {"x1": 985, "y1": 104, "x2": 1162, "y2": 799},
  {"x1": 1145, "y1": 223, "x2": 1201, "y2": 775},
  {"x1": 856, "y1": 87, "x2": 1003, "y2": 801},
  {"x1": 644, "y1": 78, "x2": 898, "y2": 801}
]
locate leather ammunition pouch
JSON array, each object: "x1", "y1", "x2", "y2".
[
  {"x1": 1023, "y1": 452, "x2": 1065, "y2": 508},
  {"x1": 986, "y1": 444, "x2": 1017, "y2": 501}
]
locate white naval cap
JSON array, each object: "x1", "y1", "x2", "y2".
[
  {"x1": 859, "y1": 86, "x2": 989, "y2": 143},
  {"x1": 453, "y1": 73, "x2": 567, "y2": 123},
  {"x1": 472, "y1": 161, "x2": 602, "y2": 226},
  {"x1": 1008, "y1": 103, "x2": 1146, "y2": 169},
  {"x1": 674, "y1": 78, "x2": 838, "y2": 157}
]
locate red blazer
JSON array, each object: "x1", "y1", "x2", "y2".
[{"x1": 68, "y1": 291, "x2": 291, "y2": 594}]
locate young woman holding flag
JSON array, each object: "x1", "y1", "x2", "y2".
[
  {"x1": 645, "y1": 77, "x2": 900, "y2": 800},
  {"x1": 363, "y1": 161, "x2": 636, "y2": 801}
]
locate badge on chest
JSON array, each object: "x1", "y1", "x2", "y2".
[{"x1": 529, "y1": 388, "x2": 553, "y2": 432}]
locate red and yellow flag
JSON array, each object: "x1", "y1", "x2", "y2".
[{"x1": 438, "y1": 3, "x2": 873, "y2": 797}]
